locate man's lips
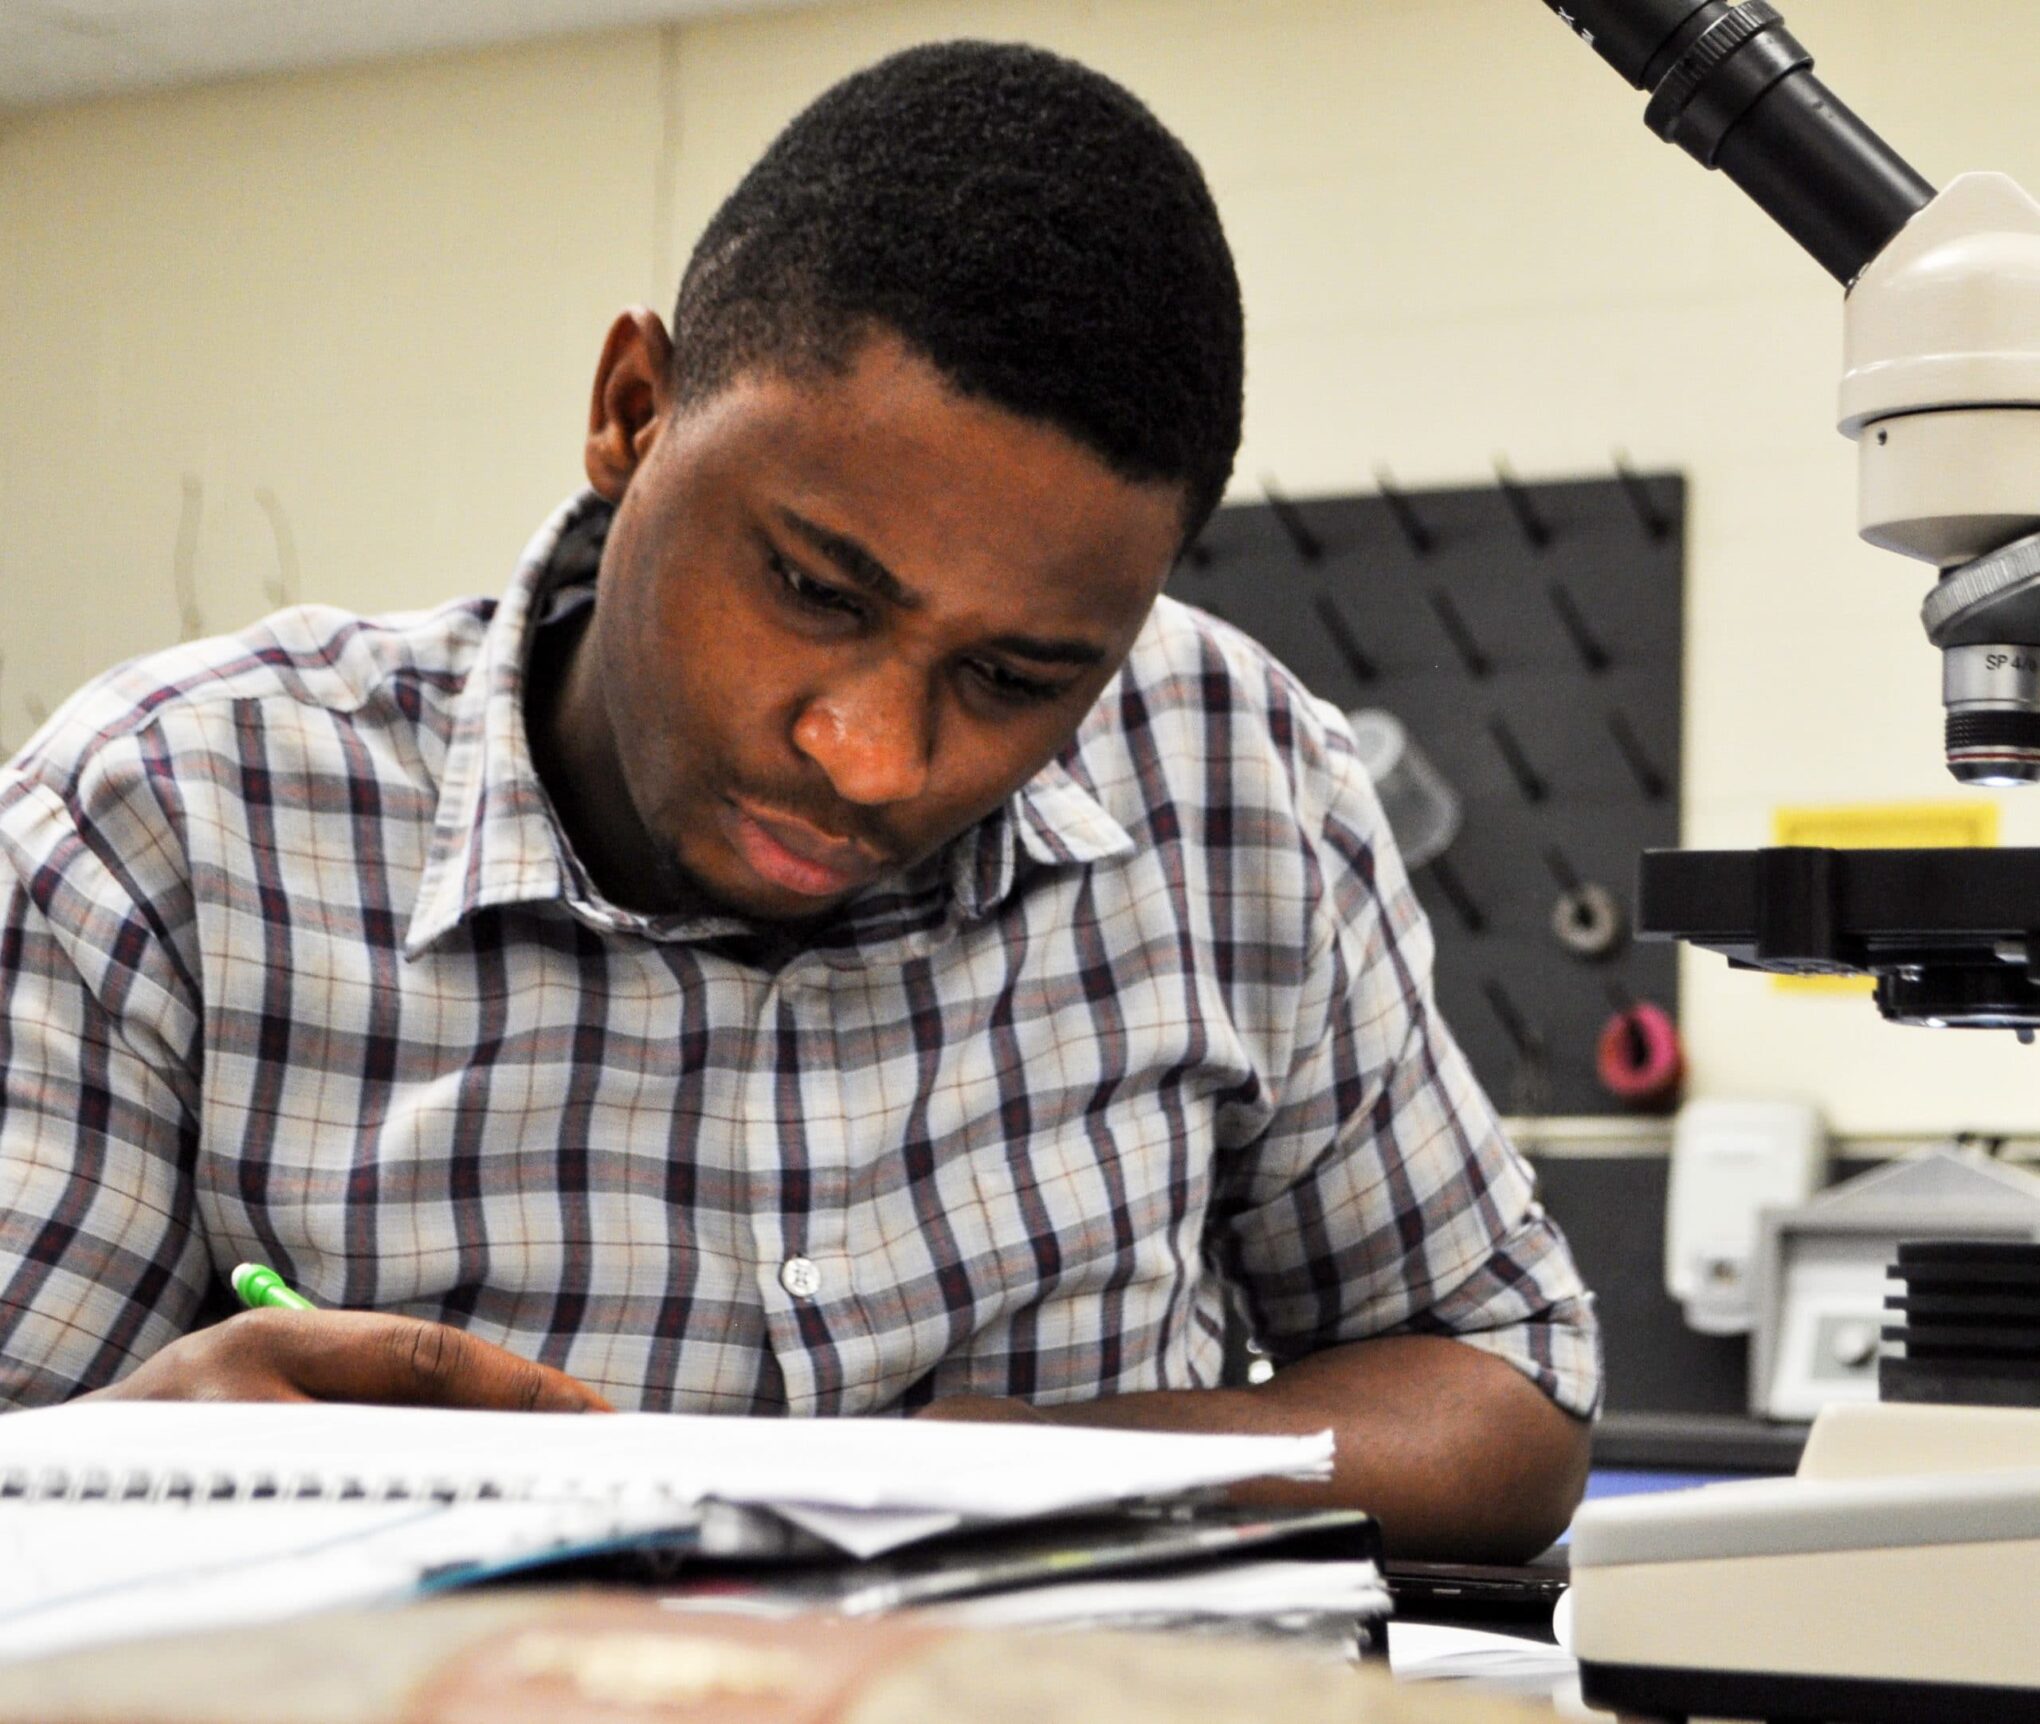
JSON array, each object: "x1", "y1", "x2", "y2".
[{"x1": 720, "y1": 800, "x2": 886, "y2": 899}]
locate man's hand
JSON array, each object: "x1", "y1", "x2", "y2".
[{"x1": 81, "y1": 1309, "x2": 614, "y2": 1412}]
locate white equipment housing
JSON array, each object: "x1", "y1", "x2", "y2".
[
  {"x1": 1843, "y1": 173, "x2": 2040, "y2": 568},
  {"x1": 1572, "y1": 1402, "x2": 2040, "y2": 1721},
  {"x1": 1664, "y1": 1099, "x2": 1827, "y2": 1337}
]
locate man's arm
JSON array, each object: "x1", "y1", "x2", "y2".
[{"x1": 921, "y1": 1336, "x2": 1589, "y2": 1561}]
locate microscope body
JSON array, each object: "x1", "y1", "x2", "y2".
[
  {"x1": 1849, "y1": 172, "x2": 2040, "y2": 786},
  {"x1": 1848, "y1": 172, "x2": 2040, "y2": 570}
]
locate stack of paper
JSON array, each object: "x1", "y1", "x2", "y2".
[
  {"x1": 0, "y1": 1400, "x2": 1339, "y2": 1663},
  {"x1": 1388, "y1": 1620, "x2": 1583, "y2": 1706},
  {"x1": 655, "y1": 1502, "x2": 1384, "y2": 1639},
  {"x1": 936, "y1": 1559, "x2": 1390, "y2": 1632}
]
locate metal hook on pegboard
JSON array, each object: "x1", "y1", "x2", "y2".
[
  {"x1": 1494, "y1": 457, "x2": 1556, "y2": 551},
  {"x1": 1613, "y1": 451, "x2": 1675, "y2": 543},
  {"x1": 1373, "y1": 466, "x2": 1437, "y2": 558},
  {"x1": 1260, "y1": 477, "x2": 1325, "y2": 564}
]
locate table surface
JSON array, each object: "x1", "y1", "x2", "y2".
[{"x1": 0, "y1": 1590, "x2": 1553, "y2": 1724}]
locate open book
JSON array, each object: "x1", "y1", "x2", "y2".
[{"x1": 0, "y1": 1401, "x2": 1335, "y2": 1662}]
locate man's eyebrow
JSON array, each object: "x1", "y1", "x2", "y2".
[
  {"x1": 981, "y1": 632, "x2": 1106, "y2": 668},
  {"x1": 776, "y1": 509, "x2": 917, "y2": 609},
  {"x1": 774, "y1": 507, "x2": 1108, "y2": 668}
]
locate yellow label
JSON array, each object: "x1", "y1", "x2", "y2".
[{"x1": 1769, "y1": 802, "x2": 2000, "y2": 994}]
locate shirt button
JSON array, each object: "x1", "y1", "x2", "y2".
[{"x1": 779, "y1": 1256, "x2": 822, "y2": 1299}]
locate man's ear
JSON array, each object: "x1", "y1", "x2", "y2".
[{"x1": 584, "y1": 308, "x2": 676, "y2": 501}]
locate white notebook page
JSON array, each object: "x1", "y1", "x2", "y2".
[{"x1": 0, "y1": 1401, "x2": 1332, "y2": 1515}]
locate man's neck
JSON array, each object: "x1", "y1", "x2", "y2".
[{"x1": 522, "y1": 601, "x2": 711, "y2": 921}]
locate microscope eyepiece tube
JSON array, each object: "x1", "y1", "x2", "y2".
[
  {"x1": 1538, "y1": 0, "x2": 1934, "y2": 285},
  {"x1": 1538, "y1": 0, "x2": 1719, "y2": 88}
]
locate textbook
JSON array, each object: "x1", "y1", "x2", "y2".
[{"x1": 0, "y1": 1401, "x2": 1338, "y2": 1663}]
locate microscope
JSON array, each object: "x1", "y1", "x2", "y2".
[
  {"x1": 1533, "y1": 5, "x2": 2040, "y2": 1718},
  {"x1": 1538, "y1": 0, "x2": 2040, "y2": 1035}
]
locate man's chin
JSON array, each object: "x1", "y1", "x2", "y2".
[
  {"x1": 719, "y1": 878, "x2": 864, "y2": 925},
  {"x1": 654, "y1": 846, "x2": 866, "y2": 927}
]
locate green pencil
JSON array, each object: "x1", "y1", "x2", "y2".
[{"x1": 231, "y1": 1261, "x2": 316, "y2": 1312}]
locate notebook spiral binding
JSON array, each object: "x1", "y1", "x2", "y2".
[{"x1": 0, "y1": 1466, "x2": 680, "y2": 1507}]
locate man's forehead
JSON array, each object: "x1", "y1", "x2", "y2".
[
  {"x1": 682, "y1": 330, "x2": 1191, "y2": 533},
  {"x1": 683, "y1": 339, "x2": 1184, "y2": 605}
]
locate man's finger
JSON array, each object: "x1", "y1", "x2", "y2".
[{"x1": 240, "y1": 1310, "x2": 613, "y2": 1411}]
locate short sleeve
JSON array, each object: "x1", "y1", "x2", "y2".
[{"x1": 1210, "y1": 729, "x2": 1602, "y2": 1419}]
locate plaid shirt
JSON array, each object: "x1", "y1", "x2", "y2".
[{"x1": 0, "y1": 492, "x2": 1598, "y2": 1417}]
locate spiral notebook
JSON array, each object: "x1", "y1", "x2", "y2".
[{"x1": 0, "y1": 1400, "x2": 1334, "y2": 1664}]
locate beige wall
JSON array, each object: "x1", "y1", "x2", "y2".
[{"x1": 4, "y1": 0, "x2": 2038, "y2": 1131}]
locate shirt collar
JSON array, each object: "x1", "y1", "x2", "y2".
[
  {"x1": 403, "y1": 491, "x2": 609, "y2": 957},
  {"x1": 404, "y1": 491, "x2": 1137, "y2": 956},
  {"x1": 950, "y1": 753, "x2": 1137, "y2": 921}
]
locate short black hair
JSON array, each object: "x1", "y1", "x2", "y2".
[{"x1": 670, "y1": 40, "x2": 1245, "y2": 541}]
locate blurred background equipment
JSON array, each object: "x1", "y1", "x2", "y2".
[
  {"x1": 1345, "y1": 708, "x2": 1462, "y2": 870},
  {"x1": 1664, "y1": 1098, "x2": 1828, "y2": 1338},
  {"x1": 1881, "y1": 1239, "x2": 2040, "y2": 1409},
  {"x1": 1749, "y1": 1147, "x2": 2040, "y2": 1420},
  {"x1": 1546, "y1": 844, "x2": 1628, "y2": 962},
  {"x1": 1594, "y1": 992, "x2": 1683, "y2": 1111}
]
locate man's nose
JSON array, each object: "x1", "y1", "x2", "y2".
[{"x1": 791, "y1": 669, "x2": 933, "y2": 806}]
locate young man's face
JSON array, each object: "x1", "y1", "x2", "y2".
[{"x1": 558, "y1": 313, "x2": 1187, "y2": 923}]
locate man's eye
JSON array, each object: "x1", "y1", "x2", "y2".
[
  {"x1": 967, "y1": 659, "x2": 1062, "y2": 705},
  {"x1": 772, "y1": 553, "x2": 862, "y2": 617}
]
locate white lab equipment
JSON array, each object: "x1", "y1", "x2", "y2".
[
  {"x1": 1748, "y1": 1148, "x2": 2040, "y2": 1420},
  {"x1": 1664, "y1": 1098, "x2": 1827, "y2": 1336}
]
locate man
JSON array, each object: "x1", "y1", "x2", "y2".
[{"x1": 0, "y1": 42, "x2": 1597, "y2": 1557}]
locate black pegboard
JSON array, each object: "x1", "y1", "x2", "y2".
[{"x1": 1175, "y1": 473, "x2": 1685, "y2": 1117}]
